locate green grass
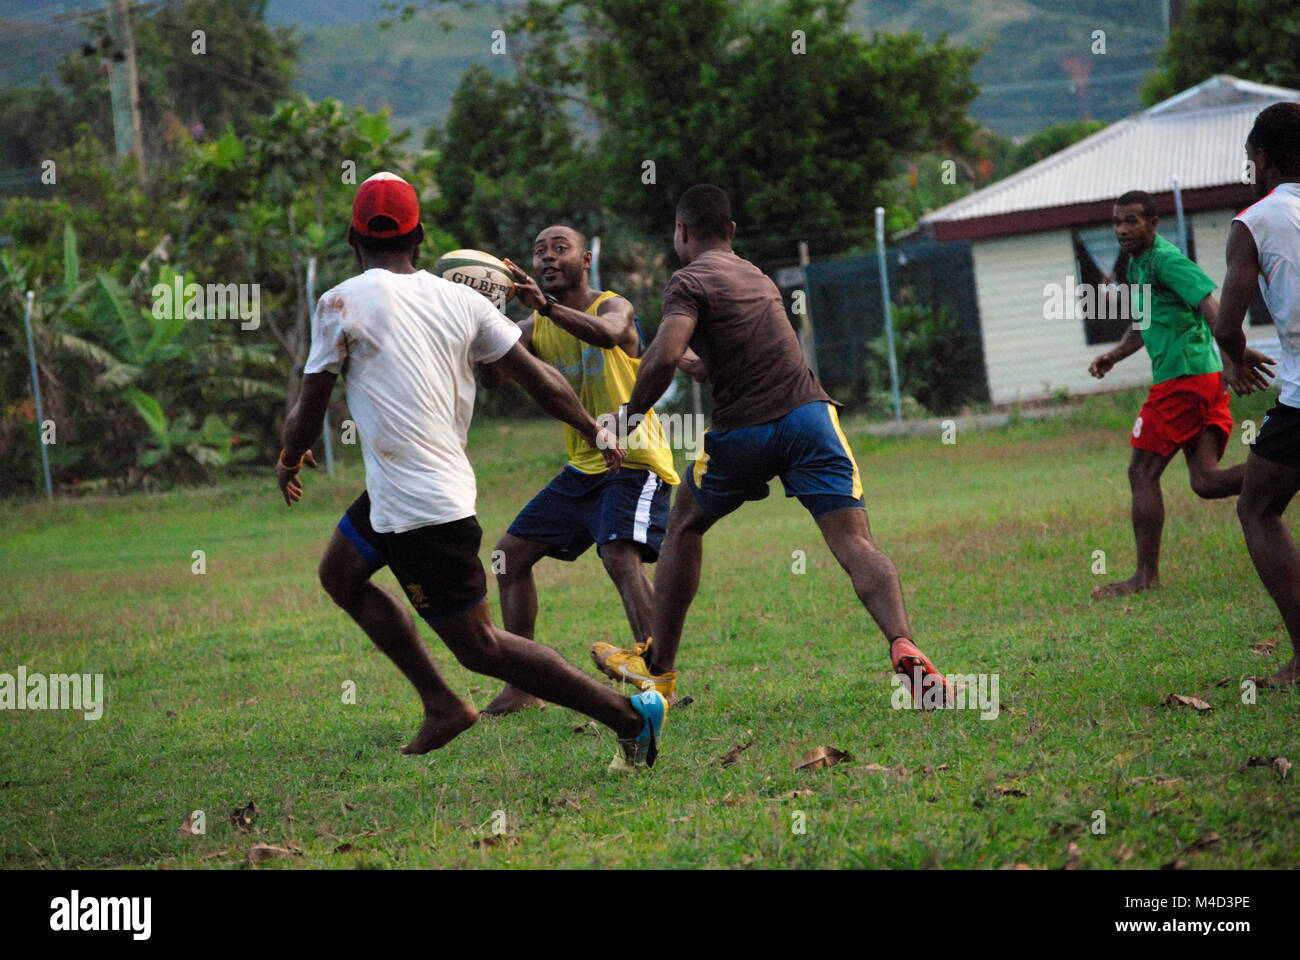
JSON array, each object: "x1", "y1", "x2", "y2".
[{"x1": 2, "y1": 387, "x2": 1298, "y2": 869}]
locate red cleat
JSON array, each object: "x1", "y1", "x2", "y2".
[{"x1": 891, "y1": 637, "x2": 955, "y2": 709}]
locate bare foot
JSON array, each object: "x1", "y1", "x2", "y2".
[
  {"x1": 1091, "y1": 575, "x2": 1160, "y2": 599},
  {"x1": 1251, "y1": 655, "x2": 1300, "y2": 690},
  {"x1": 400, "y1": 703, "x2": 479, "y2": 755},
  {"x1": 479, "y1": 684, "x2": 545, "y2": 716}
]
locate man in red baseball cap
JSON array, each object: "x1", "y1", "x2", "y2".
[
  {"x1": 351, "y1": 171, "x2": 421, "y2": 238},
  {"x1": 273, "y1": 171, "x2": 669, "y2": 772}
]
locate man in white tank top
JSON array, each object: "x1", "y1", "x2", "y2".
[{"x1": 1215, "y1": 102, "x2": 1300, "y2": 688}]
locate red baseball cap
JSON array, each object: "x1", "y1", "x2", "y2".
[{"x1": 352, "y1": 172, "x2": 419, "y2": 238}]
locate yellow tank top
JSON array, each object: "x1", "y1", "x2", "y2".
[{"x1": 531, "y1": 290, "x2": 680, "y2": 484}]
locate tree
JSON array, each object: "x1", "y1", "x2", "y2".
[
  {"x1": 429, "y1": 64, "x2": 599, "y2": 258},
  {"x1": 0, "y1": 0, "x2": 297, "y2": 175},
  {"x1": 424, "y1": 0, "x2": 980, "y2": 260},
  {"x1": 1142, "y1": 0, "x2": 1300, "y2": 105}
]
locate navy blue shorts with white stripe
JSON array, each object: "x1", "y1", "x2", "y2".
[{"x1": 506, "y1": 466, "x2": 672, "y2": 562}]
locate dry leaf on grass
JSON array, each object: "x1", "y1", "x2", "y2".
[
  {"x1": 794, "y1": 746, "x2": 852, "y2": 771},
  {"x1": 1161, "y1": 858, "x2": 1187, "y2": 870},
  {"x1": 720, "y1": 740, "x2": 754, "y2": 767},
  {"x1": 994, "y1": 784, "x2": 1028, "y2": 798},
  {"x1": 333, "y1": 843, "x2": 354, "y2": 854},
  {"x1": 1244, "y1": 755, "x2": 1292, "y2": 780},
  {"x1": 471, "y1": 835, "x2": 520, "y2": 849},
  {"x1": 1185, "y1": 832, "x2": 1221, "y2": 853},
  {"x1": 782, "y1": 788, "x2": 816, "y2": 799},
  {"x1": 197, "y1": 849, "x2": 230, "y2": 862},
  {"x1": 1163, "y1": 693, "x2": 1213, "y2": 714},
  {"x1": 1212, "y1": 676, "x2": 1235, "y2": 688},
  {"x1": 238, "y1": 697, "x2": 259, "y2": 708},
  {"x1": 1116, "y1": 845, "x2": 1136, "y2": 864},
  {"x1": 1063, "y1": 842, "x2": 1082, "y2": 871},
  {"x1": 1249, "y1": 639, "x2": 1279, "y2": 655},
  {"x1": 247, "y1": 843, "x2": 299, "y2": 865},
  {"x1": 178, "y1": 813, "x2": 198, "y2": 836},
  {"x1": 668, "y1": 815, "x2": 691, "y2": 824},
  {"x1": 1130, "y1": 776, "x2": 1184, "y2": 786},
  {"x1": 230, "y1": 801, "x2": 259, "y2": 832}
]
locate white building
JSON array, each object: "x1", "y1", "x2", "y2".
[{"x1": 919, "y1": 75, "x2": 1294, "y2": 406}]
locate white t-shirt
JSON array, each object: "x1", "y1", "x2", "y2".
[
  {"x1": 304, "y1": 268, "x2": 520, "y2": 533},
  {"x1": 1235, "y1": 182, "x2": 1300, "y2": 409}
]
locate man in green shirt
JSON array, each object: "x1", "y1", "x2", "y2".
[{"x1": 1088, "y1": 190, "x2": 1246, "y2": 598}]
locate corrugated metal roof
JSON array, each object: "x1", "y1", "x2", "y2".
[{"x1": 922, "y1": 76, "x2": 1300, "y2": 224}]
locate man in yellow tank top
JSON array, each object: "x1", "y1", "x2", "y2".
[{"x1": 478, "y1": 224, "x2": 681, "y2": 714}]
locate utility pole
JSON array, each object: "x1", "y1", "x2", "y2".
[{"x1": 104, "y1": 0, "x2": 145, "y2": 179}]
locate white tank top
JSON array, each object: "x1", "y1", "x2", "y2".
[{"x1": 1236, "y1": 182, "x2": 1300, "y2": 409}]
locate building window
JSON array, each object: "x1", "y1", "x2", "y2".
[{"x1": 1072, "y1": 221, "x2": 1197, "y2": 345}]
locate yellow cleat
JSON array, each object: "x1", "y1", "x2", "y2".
[
  {"x1": 591, "y1": 637, "x2": 652, "y2": 682},
  {"x1": 589, "y1": 645, "x2": 676, "y2": 701}
]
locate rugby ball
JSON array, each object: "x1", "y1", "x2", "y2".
[{"x1": 434, "y1": 249, "x2": 516, "y2": 308}]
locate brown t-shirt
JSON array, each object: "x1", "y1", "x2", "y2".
[{"x1": 661, "y1": 248, "x2": 834, "y2": 430}]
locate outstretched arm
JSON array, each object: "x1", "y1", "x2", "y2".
[
  {"x1": 627, "y1": 312, "x2": 697, "y2": 419},
  {"x1": 277, "y1": 371, "x2": 336, "y2": 505},
  {"x1": 477, "y1": 318, "x2": 534, "y2": 388},
  {"x1": 482, "y1": 341, "x2": 625, "y2": 470},
  {"x1": 1215, "y1": 220, "x2": 1276, "y2": 394},
  {"x1": 1088, "y1": 326, "x2": 1144, "y2": 379},
  {"x1": 502, "y1": 259, "x2": 639, "y2": 354}
]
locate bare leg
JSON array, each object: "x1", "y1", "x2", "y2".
[
  {"x1": 646, "y1": 487, "x2": 717, "y2": 676},
  {"x1": 814, "y1": 506, "x2": 911, "y2": 642},
  {"x1": 1092, "y1": 447, "x2": 1175, "y2": 598},
  {"x1": 598, "y1": 540, "x2": 656, "y2": 647},
  {"x1": 433, "y1": 600, "x2": 645, "y2": 738},
  {"x1": 318, "y1": 530, "x2": 476, "y2": 753},
  {"x1": 1184, "y1": 427, "x2": 1244, "y2": 499},
  {"x1": 1237, "y1": 452, "x2": 1300, "y2": 686},
  {"x1": 481, "y1": 533, "x2": 551, "y2": 715}
]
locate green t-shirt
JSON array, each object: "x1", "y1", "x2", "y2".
[{"x1": 1126, "y1": 234, "x2": 1220, "y2": 384}]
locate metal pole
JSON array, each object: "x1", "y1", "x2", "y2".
[
  {"x1": 23, "y1": 291, "x2": 53, "y2": 499},
  {"x1": 875, "y1": 207, "x2": 903, "y2": 422},
  {"x1": 1171, "y1": 175, "x2": 1187, "y2": 255},
  {"x1": 590, "y1": 235, "x2": 601, "y2": 291},
  {"x1": 307, "y1": 257, "x2": 333, "y2": 475},
  {"x1": 797, "y1": 240, "x2": 819, "y2": 378}
]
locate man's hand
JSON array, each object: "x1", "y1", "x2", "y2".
[
  {"x1": 502, "y1": 258, "x2": 547, "y2": 311},
  {"x1": 1223, "y1": 348, "x2": 1277, "y2": 396},
  {"x1": 1088, "y1": 352, "x2": 1116, "y2": 379},
  {"x1": 593, "y1": 421, "x2": 626, "y2": 472},
  {"x1": 277, "y1": 449, "x2": 319, "y2": 506}
]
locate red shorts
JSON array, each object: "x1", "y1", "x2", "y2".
[{"x1": 1131, "y1": 371, "x2": 1233, "y2": 458}]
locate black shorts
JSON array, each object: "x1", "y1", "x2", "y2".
[
  {"x1": 338, "y1": 491, "x2": 487, "y2": 623},
  {"x1": 1252, "y1": 403, "x2": 1300, "y2": 470}
]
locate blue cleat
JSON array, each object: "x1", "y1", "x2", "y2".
[{"x1": 609, "y1": 689, "x2": 667, "y2": 772}]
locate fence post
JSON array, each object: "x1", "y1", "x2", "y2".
[{"x1": 875, "y1": 208, "x2": 903, "y2": 422}]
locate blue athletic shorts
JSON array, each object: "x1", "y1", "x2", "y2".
[
  {"x1": 506, "y1": 466, "x2": 672, "y2": 562},
  {"x1": 685, "y1": 401, "x2": 865, "y2": 520}
]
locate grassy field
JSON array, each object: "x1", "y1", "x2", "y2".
[{"x1": 2, "y1": 387, "x2": 1297, "y2": 870}]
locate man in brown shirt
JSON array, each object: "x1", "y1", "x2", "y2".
[{"x1": 592, "y1": 184, "x2": 953, "y2": 709}]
